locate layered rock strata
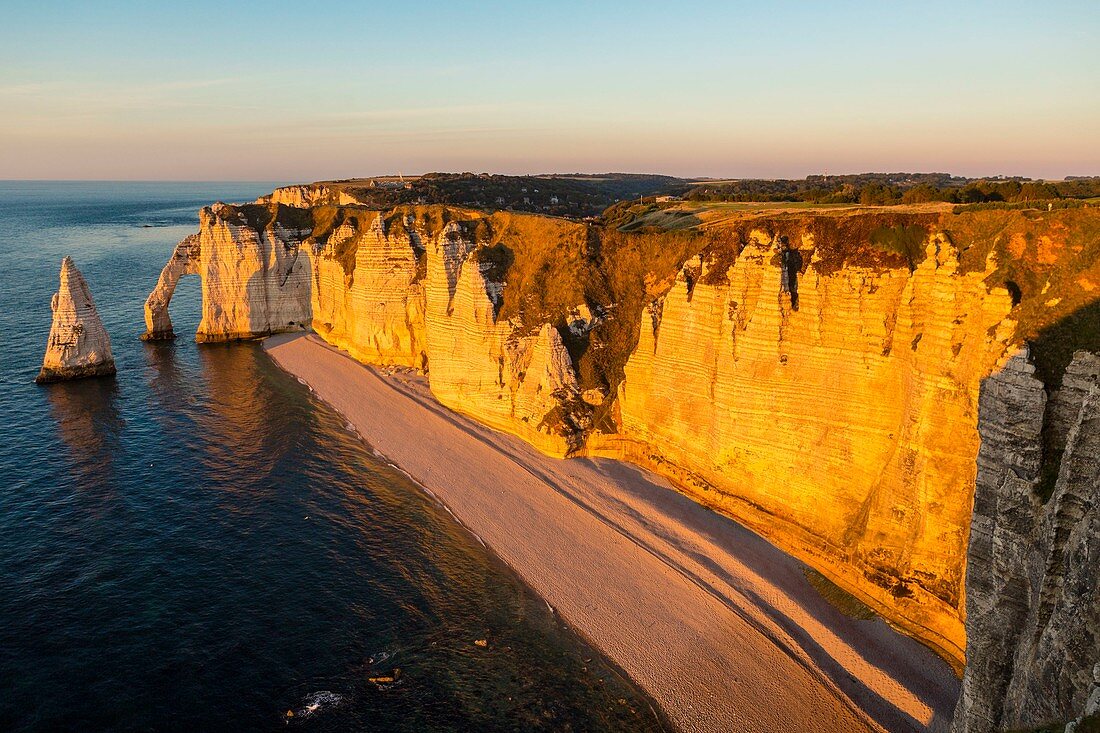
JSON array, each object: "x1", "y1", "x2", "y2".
[
  {"x1": 257, "y1": 184, "x2": 365, "y2": 208},
  {"x1": 144, "y1": 204, "x2": 597, "y2": 455},
  {"x1": 421, "y1": 221, "x2": 587, "y2": 455},
  {"x1": 146, "y1": 196, "x2": 1100, "y2": 727},
  {"x1": 308, "y1": 213, "x2": 426, "y2": 368},
  {"x1": 953, "y1": 349, "x2": 1100, "y2": 732},
  {"x1": 601, "y1": 233, "x2": 1016, "y2": 661},
  {"x1": 37, "y1": 257, "x2": 115, "y2": 383},
  {"x1": 143, "y1": 203, "x2": 312, "y2": 342}
]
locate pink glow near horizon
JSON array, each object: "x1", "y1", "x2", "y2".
[{"x1": 1, "y1": 2, "x2": 1097, "y2": 181}]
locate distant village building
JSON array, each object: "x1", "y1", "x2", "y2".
[
  {"x1": 495, "y1": 196, "x2": 506, "y2": 205},
  {"x1": 656, "y1": 195, "x2": 681, "y2": 203},
  {"x1": 523, "y1": 196, "x2": 531, "y2": 205},
  {"x1": 549, "y1": 195, "x2": 560, "y2": 205}
]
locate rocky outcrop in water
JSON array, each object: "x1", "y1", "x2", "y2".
[
  {"x1": 146, "y1": 192, "x2": 1100, "y2": 727},
  {"x1": 142, "y1": 233, "x2": 199, "y2": 340},
  {"x1": 143, "y1": 203, "x2": 312, "y2": 342},
  {"x1": 37, "y1": 257, "x2": 115, "y2": 383},
  {"x1": 144, "y1": 204, "x2": 590, "y2": 454}
]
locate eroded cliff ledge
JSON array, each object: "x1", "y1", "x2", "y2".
[{"x1": 145, "y1": 193, "x2": 1100, "y2": 729}]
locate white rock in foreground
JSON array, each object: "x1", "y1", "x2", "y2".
[{"x1": 36, "y1": 257, "x2": 116, "y2": 383}]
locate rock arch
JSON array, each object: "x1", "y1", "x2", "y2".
[{"x1": 141, "y1": 234, "x2": 200, "y2": 341}]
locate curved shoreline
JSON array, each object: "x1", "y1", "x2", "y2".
[{"x1": 263, "y1": 332, "x2": 959, "y2": 733}]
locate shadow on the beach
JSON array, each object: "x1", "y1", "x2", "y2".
[{"x1": 577, "y1": 458, "x2": 959, "y2": 733}]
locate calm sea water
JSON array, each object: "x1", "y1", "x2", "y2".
[{"x1": 0, "y1": 182, "x2": 662, "y2": 732}]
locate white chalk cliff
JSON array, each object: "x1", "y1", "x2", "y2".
[
  {"x1": 37, "y1": 257, "x2": 115, "y2": 383},
  {"x1": 144, "y1": 194, "x2": 1100, "y2": 731}
]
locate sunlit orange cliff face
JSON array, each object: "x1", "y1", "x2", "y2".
[{"x1": 144, "y1": 186, "x2": 1100, "y2": 733}]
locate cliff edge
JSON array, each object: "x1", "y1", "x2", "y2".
[
  {"x1": 145, "y1": 192, "x2": 1100, "y2": 730},
  {"x1": 953, "y1": 349, "x2": 1100, "y2": 732}
]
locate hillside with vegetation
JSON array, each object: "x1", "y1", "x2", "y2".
[
  {"x1": 684, "y1": 173, "x2": 1100, "y2": 206},
  {"x1": 318, "y1": 172, "x2": 687, "y2": 217},
  {"x1": 294, "y1": 172, "x2": 1100, "y2": 221}
]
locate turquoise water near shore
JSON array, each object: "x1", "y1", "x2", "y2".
[{"x1": 0, "y1": 182, "x2": 662, "y2": 732}]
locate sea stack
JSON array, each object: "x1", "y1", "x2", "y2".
[{"x1": 36, "y1": 257, "x2": 116, "y2": 383}]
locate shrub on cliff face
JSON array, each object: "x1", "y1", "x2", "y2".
[
  {"x1": 472, "y1": 241, "x2": 515, "y2": 282},
  {"x1": 220, "y1": 202, "x2": 314, "y2": 236},
  {"x1": 797, "y1": 212, "x2": 936, "y2": 275},
  {"x1": 951, "y1": 208, "x2": 1100, "y2": 385},
  {"x1": 478, "y1": 214, "x2": 703, "y2": 412},
  {"x1": 868, "y1": 224, "x2": 929, "y2": 269}
]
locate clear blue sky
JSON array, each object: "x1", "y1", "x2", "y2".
[{"x1": 1, "y1": 0, "x2": 1097, "y2": 180}]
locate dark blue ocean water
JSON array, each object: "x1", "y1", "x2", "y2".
[{"x1": 0, "y1": 182, "x2": 661, "y2": 732}]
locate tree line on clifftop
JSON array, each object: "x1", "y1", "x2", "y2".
[
  {"x1": 684, "y1": 173, "x2": 1100, "y2": 206},
  {"x1": 320, "y1": 172, "x2": 1099, "y2": 221}
]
